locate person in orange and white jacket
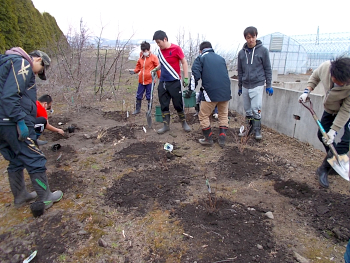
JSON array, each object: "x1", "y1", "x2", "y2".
[{"x1": 127, "y1": 41, "x2": 160, "y2": 114}]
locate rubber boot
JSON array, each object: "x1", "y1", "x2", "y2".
[
  {"x1": 316, "y1": 151, "x2": 332, "y2": 188},
  {"x1": 147, "y1": 100, "x2": 151, "y2": 111},
  {"x1": 132, "y1": 100, "x2": 141, "y2": 115},
  {"x1": 252, "y1": 119, "x2": 262, "y2": 140},
  {"x1": 239, "y1": 116, "x2": 253, "y2": 137},
  {"x1": 157, "y1": 111, "x2": 170, "y2": 134},
  {"x1": 218, "y1": 126, "x2": 228, "y2": 148},
  {"x1": 178, "y1": 111, "x2": 191, "y2": 132},
  {"x1": 199, "y1": 127, "x2": 213, "y2": 146},
  {"x1": 8, "y1": 170, "x2": 37, "y2": 208},
  {"x1": 30, "y1": 172, "x2": 63, "y2": 209}
]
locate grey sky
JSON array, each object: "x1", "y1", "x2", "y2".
[{"x1": 32, "y1": 0, "x2": 349, "y2": 52}]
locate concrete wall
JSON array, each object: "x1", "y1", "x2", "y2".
[{"x1": 229, "y1": 79, "x2": 327, "y2": 151}]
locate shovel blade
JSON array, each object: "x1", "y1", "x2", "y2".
[
  {"x1": 327, "y1": 154, "x2": 350, "y2": 181},
  {"x1": 146, "y1": 111, "x2": 152, "y2": 128}
]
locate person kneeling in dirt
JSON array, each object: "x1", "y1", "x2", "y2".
[
  {"x1": 126, "y1": 41, "x2": 160, "y2": 115},
  {"x1": 0, "y1": 47, "x2": 63, "y2": 211},
  {"x1": 189, "y1": 41, "x2": 231, "y2": 147},
  {"x1": 299, "y1": 56, "x2": 350, "y2": 188},
  {"x1": 152, "y1": 30, "x2": 191, "y2": 134},
  {"x1": 35, "y1": 94, "x2": 65, "y2": 146}
]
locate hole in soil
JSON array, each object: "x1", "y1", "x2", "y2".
[
  {"x1": 166, "y1": 198, "x2": 294, "y2": 262},
  {"x1": 103, "y1": 110, "x2": 128, "y2": 122},
  {"x1": 98, "y1": 125, "x2": 137, "y2": 143},
  {"x1": 105, "y1": 164, "x2": 192, "y2": 216}
]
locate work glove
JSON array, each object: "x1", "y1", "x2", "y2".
[
  {"x1": 17, "y1": 119, "x2": 29, "y2": 141},
  {"x1": 151, "y1": 67, "x2": 158, "y2": 74},
  {"x1": 266, "y1": 87, "x2": 273, "y2": 96},
  {"x1": 238, "y1": 88, "x2": 242, "y2": 96},
  {"x1": 322, "y1": 129, "x2": 337, "y2": 145},
  {"x1": 183, "y1": 77, "x2": 189, "y2": 88},
  {"x1": 299, "y1": 88, "x2": 310, "y2": 103},
  {"x1": 184, "y1": 89, "x2": 192, "y2": 99},
  {"x1": 128, "y1": 69, "x2": 135, "y2": 75},
  {"x1": 213, "y1": 113, "x2": 218, "y2": 119}
]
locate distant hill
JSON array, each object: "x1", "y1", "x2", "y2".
[{"x1": 0, "y1": 0, "x2": 66, "y2": 53}]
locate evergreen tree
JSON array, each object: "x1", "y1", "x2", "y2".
[{"x1": 0, "y1": 0, "x2": 21, "y2": 52}]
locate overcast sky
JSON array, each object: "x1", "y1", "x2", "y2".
[{"x1": 32, "y1": 0, "x2": 349, "y2": 52}]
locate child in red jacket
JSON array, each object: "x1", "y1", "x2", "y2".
[{"x1": 127, "y1": 41, "x2": 160, "y2": 114}]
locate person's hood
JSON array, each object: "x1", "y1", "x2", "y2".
[
  {"x1": 201, "y1": 48, "x2": 214, "y2": 54},
  {"x1": 242, "y1": 39, "x2": 263, "y2": 50},
  {"x1": 5, "y1": 47, "x2": 33, "y2": 68}
]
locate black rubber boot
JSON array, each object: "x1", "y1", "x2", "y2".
[
  {"x1": 8, "y1": 170, "x2": 37, "y2": 208},
  {"x1": 218, "y1": 126, "x2": 228, "y2": 148},
  {"x1": 30, "y1": 172, "x2": 63, "y2": 209},
  {"x1": 199, "y1": 127, "x2": 213, "y2": 146},
  {"x1": 239, "y1": 116, "x2": 253, "y2": 137},
  {"x1": 147, "y1": 100, "x2": 151, "y2": 111},
  {"x1": 252, "y1": 119, "x2": 262, "y2": 140},
  {"x1": 316, "y1": 152, "x2": 332, "y2": 188},
  {"x1": 132, "y1": 100, "x2": 142, "y2": 115},
  {"x1": 157, "y1": 112, "x2": 170, "y2": 134},
  {"x1": 178, "y1": 111, "x2": 191, "y2": 132}
]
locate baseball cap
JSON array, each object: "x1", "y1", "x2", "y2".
[{"x1": 29, "y1": 50, "x2": 51, "y2": 80}]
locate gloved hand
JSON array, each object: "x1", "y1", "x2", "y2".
[
  {"x1": 128, "y1": 69, "x2": 135, "y2": 75},
  {"x1": 299, "y1": 88, "x2": 310, "y2": 103},
  {"x1": 322, "y1": 129, "x2": 337, "y2": 145},
  {"x1": 151, "y1": 67, "x2": 158, "y2": 74},
  {"x1": 266, "y1": 87, "x2": 273, "y2": 96},
  {"x1": 184, "y1": 89, "x2": 192, "y2": 98},
  {"x1": 238, "y1": 89, "x2": 242, "y2": 96},
  {"x1": 17, "y1": 119, "x2": 29, "y2": 141},
  {"x1": 213, "y1": 113, "x2": 218, "y2": 119},
  {"x1": 183, "y1": 77, "x2": 189, "y2": 87}
]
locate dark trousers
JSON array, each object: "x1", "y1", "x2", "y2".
[
  {"x1": 157, "y1": 80, "x2": 183, "y2": 112},
  {"x1": 0, "y1": 125, "x2": 46, "y2": 174},
  {"x1": 136, "y1": 83, "x2": 152, "y2": 100},
  {"x1": 317, "y1": 111, "x2": 350, "y2": 154}
]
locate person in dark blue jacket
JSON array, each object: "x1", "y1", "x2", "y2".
[
  {"x1": 237, "y1": 26, "x2": 272, "y2": 140},
  {"x1": 0, "y1": 47, "x2": 63, "y2": 212},
  {"x1": 189, "y1": 41, "x2": 231, "y2": 147}
]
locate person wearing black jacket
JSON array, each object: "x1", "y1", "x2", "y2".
[
  {"x1": 0, "y1": 47, "x2": 63, "y2": 212},
  {"x1": 189, "y1": 41, "x2": 231, "y2": 147},
  {"x1": 237, "y1": 26, "x2": 273, "y2": 140}
]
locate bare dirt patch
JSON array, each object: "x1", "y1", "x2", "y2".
[{"x1": 0, "y1": 92, "x2": 349, "y2": 262}]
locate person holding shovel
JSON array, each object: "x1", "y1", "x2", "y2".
[
  {"x1": 299, "y1": 56, "x2": 350, "y2": 188},
  {"x1": 237, "y1": 26, "x2": 273, "y2": 140},
  {"x1": 151, "y1": 30, "x2": 191, "y2": 134},
  {"x1": 189, "y1": 41, "x2": 231, "y2": 147},
  {"x1": 126, "y1": 41, "x2": 160, "y2": 115},
  {"x1": 0, "y1": 47, "x2": 63, "y2": 212}
]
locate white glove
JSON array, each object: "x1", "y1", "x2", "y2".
[
  {"x1": 322, "y1": 129, "x2": 337, "y2": 145},
  {"x1": 213, "y1": 113, "x2": 218, "y2": 119},
  {"x1": 299, "y1": 88, "x2": 310, "y2": 102}
]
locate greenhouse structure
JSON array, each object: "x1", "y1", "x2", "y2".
[{"x1": 258, "y1": 31, "x2": 350, "y2": 74}]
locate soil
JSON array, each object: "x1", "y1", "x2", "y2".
[{"x1": 0, "y1": 85, "x2": 349, "y2": 263}]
